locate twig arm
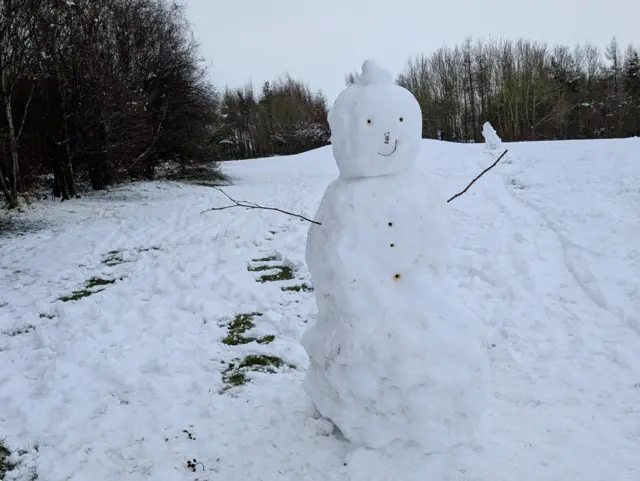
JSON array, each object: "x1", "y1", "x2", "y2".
[
  {"x1": 201, "y1": 187, "x2": 321, "y2": 225},
  {"x1": 447, "y1": 149, "x2": 508, "y2": 203}
]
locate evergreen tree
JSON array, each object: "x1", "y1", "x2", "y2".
[{"x1": 624, "y1": 46, "x2": 640, "y2": 135}]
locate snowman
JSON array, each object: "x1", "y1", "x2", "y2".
[
  {"x1": 301, "y1": 60, "x2": 489, "y2": 463},
  {"x1": 482, "y1": 121, "x2": 502, "y2": 150}
]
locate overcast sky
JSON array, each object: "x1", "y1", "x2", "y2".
[{"x1": 185, "y1": 0, "x2": 637, "y2": 104}]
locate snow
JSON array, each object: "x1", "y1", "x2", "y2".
[
  {"x1": 482, "y1": 122, "x2": 502, "y2": 150},
  {"x1": 302, "y1": 62, "x2": 488, "y2": 476},
  {"x1": 0, "y1": 137, "x2": 639, "y2": 480}
]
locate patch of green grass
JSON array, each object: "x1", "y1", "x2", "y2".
[
  {"x1": 102, "y1": 250, "x2": 125, "y2": 266},
  {"x1": 229, "y1": 312, "x2": 260, "y2": 332},
  {"x1": 137, "y1": 246, "x2": 160, "y2": 253},
  {"x1": 251, "y1": 255, "x2": 279, "y2": 263},
  {"x1": 225, "y1": 372, "x2": 247, "y2": 387},
  {"x1": 0, "y1": 443, "x2": 38, "y2": 481},
  {"x1": 58, "y1": 276, "x2": 117, "y2": 303},
  {"x1": 3, "y1": 325, "x2": 35, "y2": 337},
  {"x1": 85, "y1": 277, "x2": 116, "y2": 289},
  {"x1": 247, "y1": 265, "x2": 273, "y2": 272},
  {"x1": 0, "y1": 440, "x2": 17, "y2": 479},
  {"x1": 221, "y1": 312, "x2": 274, "y2": 346},
  {"x1": 281, "y1": 283, "x2": 314, "y2": 292},
  {"x1": 239, "y1": 354, "x2": 287, "y2": 370},
  {"x1": 219, "y1": 362, "x2": 248, "y2": 393},
  {"x1": 256, "y1": 335, "x2": 276, "y2": 344},
  {"x1": 219, "y1": 354, "x2": 295, "y2": 393},
  {"x1": 256, "y1": 265, "x2": 294, "y2": 283},
  {"x1": 58, "y1": 289, "x2": 100, "y2": 302},
  {"x1": 102, "y1": 247, "x2": 157, "y2": 267}
]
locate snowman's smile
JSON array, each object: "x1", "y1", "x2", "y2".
[{"x1": 377, "y1": 140, "x2": 398, "y2": 157}]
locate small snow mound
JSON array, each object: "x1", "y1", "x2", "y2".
[
  {"x1": 354, "y1": 59, "x2": 394, "y2": 86},
  {"x1": 482, "y1": 121, "x2": 502, "y2": 150}
]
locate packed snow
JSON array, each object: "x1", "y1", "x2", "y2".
[
  {"x1": 482, "y1": 122, "x2": 502, "y2": 150},
  {"x1": 1, "y1": 135, "x2": 640, "y2": 480},
  {"x1": 302, "y1": 60, "x2": 488, "y2": 479}
]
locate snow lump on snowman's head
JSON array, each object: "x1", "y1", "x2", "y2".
[{"x1": 328, "y1": 59, "x2": 422, "y2": 179}]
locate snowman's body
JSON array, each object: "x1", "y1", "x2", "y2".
[{"x1": 302, "y1": 60, "x2": 488, "y2": 455}]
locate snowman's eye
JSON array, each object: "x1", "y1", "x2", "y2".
[
  {"x1": 399, "y1": 117, "x2": 404, "y2": 122},
  {"x1": 367, "y1": 119, "x2": 372, "y2": 124}
]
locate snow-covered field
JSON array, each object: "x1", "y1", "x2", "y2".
[{"x1": 1, "y1": 138, "x2": 639, "y2": 480}]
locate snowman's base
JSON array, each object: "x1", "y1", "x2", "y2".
[
  {"x1": 304, "y1": 396, "x2": 321, "y2": 419},
  {"x1": 305, "y1": 398, "x2": 349, "y2": 440},
  {"x1": 305, "y1": 398, "x2": 461, "y2": 480},
  {"x1": 302, "y1": 325, "x2": 488, "y2": 453}
]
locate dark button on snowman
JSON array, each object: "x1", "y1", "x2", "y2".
[{"x1": 301, "y1": 60, "x2": 489, "y2": 468}]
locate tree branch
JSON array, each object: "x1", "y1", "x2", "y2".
[
  {"x1": 203, "y1": 149, "x2": 508, "y2": 225},
  {"x1": 201, "y1": 187, "x2": 321, "y2": 225},
  {"x1": 447, "y1": 149, "x2": 508, "y2": 203},
  {"x1": 16, "y1": 77, "x2": 36, "y2": 142}
]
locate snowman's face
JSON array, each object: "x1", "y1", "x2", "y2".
[{"x1": 329, "y1": 84, "x2": 422, "y2": 179}]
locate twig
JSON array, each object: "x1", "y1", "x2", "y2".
[
  {"x1": 447, "y1": 149, "x2": 508, "y2": 203},
  {"x1": 202, "y1": 187, "x2": 321, "y2": 225}
]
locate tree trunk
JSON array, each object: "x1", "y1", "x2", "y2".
[
  {"x1": 0, "y1": 159, "x2": 14, "y2": 207},
  {"x1": 52, "y1": 155, "x2": 66, "y2": 199},
  {"x1": 1, "y1": 70, "x2": 20, "y2": 208},
  {"x1": 60, "y1": 85, "x2": 77, "y2": 198},
  {"x1": 63, "y1": 159, "x2": 77, "y2": 197}
]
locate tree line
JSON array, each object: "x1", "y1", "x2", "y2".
[
  {"x1": 1, "y1": 0, "x2": 638, "y2": 211},
  {"x1": 201, "y1": 35, "x2": 640, "y2": 161},
  {"x1": 211, "y1": 78, "x2": 330, "y2": 161},
  {"x1": 394, "y1": 37, "x2": 640, "y2": 142},
  {"x1": 0, "y1": 0, "x2": 331, "y2": 209},
  {"x1": 0, "y1": 0, "x2": 229, "y2": 209}
]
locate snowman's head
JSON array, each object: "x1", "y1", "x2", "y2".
[{"x1": 328, "y1": 60, "x2": 422, "y2": 179}]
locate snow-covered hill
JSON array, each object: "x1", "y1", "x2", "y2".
[{"x1": 1, "y1": 138, "x2": 639, "y2": 480}]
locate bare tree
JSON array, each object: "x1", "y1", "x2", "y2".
[
  {"x1": 0, "y1": 0, "x2": 224, "y2": 202},
  {"x1": 211, "y1": 76, "x2": 329, "y2": 161},
  {"x1": 0, "y1": 0, "x2": 38, "y2": 207},
  {"x1": 398, "y1": 36, "x2": 640, "y2": 143}
]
